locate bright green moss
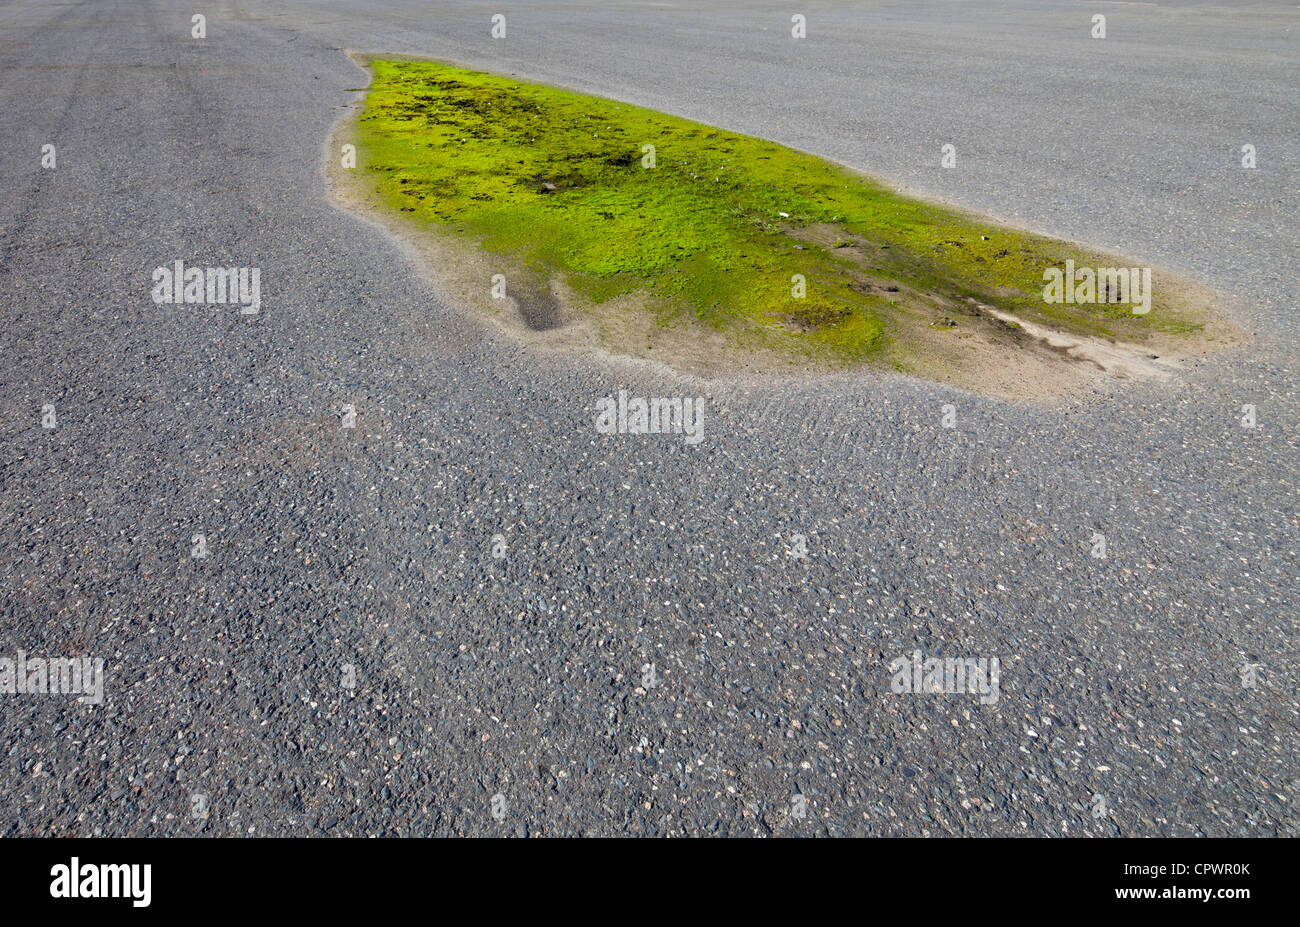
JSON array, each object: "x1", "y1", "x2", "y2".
[{"x1": 354, "y1": 58, "x2": 1207, "y2": 360}]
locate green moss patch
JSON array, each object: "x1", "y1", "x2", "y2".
[{"x1": 352, "y1": 58, "x2": 1225, "y2": 378}]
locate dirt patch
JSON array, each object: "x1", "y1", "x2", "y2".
[
  {"x1": 512, "y1": 285, "x2": 563, "y2": 331},
  {"x1": 325, "y1": 52, "x2": 1246, "y2": 401}
]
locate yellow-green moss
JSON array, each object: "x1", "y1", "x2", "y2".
[{"x1": 354, "y1": 58, "x2": 1206, "y2": 359}]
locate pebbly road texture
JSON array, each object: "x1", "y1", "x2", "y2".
[{"x1": 0, "y1": 0, "x2": 1295, "y2": 837}]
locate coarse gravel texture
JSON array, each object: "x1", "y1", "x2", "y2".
[{"x1": 0, "y1": 0, "x2": 1295, "y2": 837}]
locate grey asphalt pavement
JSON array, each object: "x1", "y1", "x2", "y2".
[{"x1": 0, "y1": 0, "x2": 1296, "y2": 836}]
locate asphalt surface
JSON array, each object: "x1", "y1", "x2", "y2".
[{"x1": 0, "y1": 0, "x2": 1295, "y2": 836}]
